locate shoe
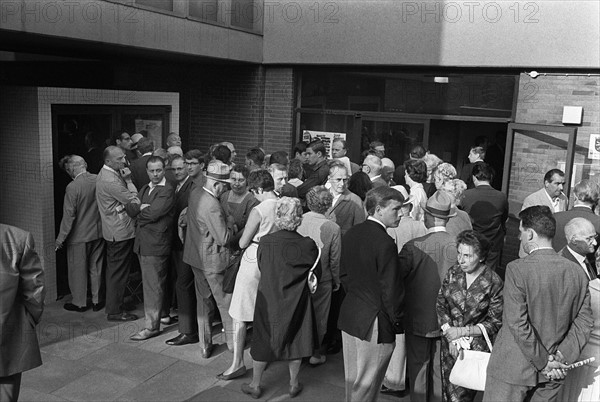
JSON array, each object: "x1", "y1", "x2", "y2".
[
  {"x1": 380, "y1": 384, "x2": 409, "y2": 398},
  {"x1": 160, "y1": 316, "x2": 178, "y2": 325},
  {"x1": 166, "y1": 333, "x2": 199, "y2": 346},
  {"x1": 130, "y1": 328, "x2": 160, "y2": 341},
  {"x1": 309, "y1": 355, "x2": 326, "y2": 366},
  {"x1": 289, "y1": 383, "x2": 303, "y2": 398},
  {"x1": 216, "y1": 366, "x2": 247, "y2": 381},
  {"x1": 326, "y1": 341, "x2": 342, "y2": 355},
  {"x1": 107, "y1": 312, "x2": 138, "y2": 322},
  {"x1": 92, "y1": 301, "x2": 105, "y2": 312},
  {"x1": 241, "y1": 383, "x2": 262, "y2": 399},
  {"x1": 64, "y1": 303, "x2": 88, "y2": 312},
  {"x1": 201, "y1": 343, "x2": 214, "y2": 359}
]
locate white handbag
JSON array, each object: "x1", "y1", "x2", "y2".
[
  {"x1": 307, "y1": 247, "x2": 321, "y2": 294},
  {"x1": 449, "y1": 323, "x2": 493, "y2": 391}
]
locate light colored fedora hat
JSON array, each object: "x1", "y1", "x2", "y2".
[
  {"x1": 204, "y1": 160, "x2": 233, "y2": 183},
  {"x1": 421, "y1": 190, "x2": 457, "y2": 219}
]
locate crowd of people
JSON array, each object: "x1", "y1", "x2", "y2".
[{"x1": 3, "y1": 132, "x2": 598, "y2": 401}]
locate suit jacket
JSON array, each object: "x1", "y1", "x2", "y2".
[
  {"x1": 522, "y1": 188, "x2": 568, "y2": 212},
  {"x1": 399, "y1": 230, "x2": 458, "y2": 337},
  {"x1": 182, "y1": 186, "x2": 232, "y2": 272},
  {"x1": 461, "y1": 184, "x2": 509, "y2": 251},
  {"x1": 459, "y1": 160, "x2": 485, "y2": 189},
  {"x1": 487, "y1": 249, "x2": 593, "y2": 386},
  {"x1": 96, "y1": 165, "x2": 138, "y2": 241},
  {"x1": 56, "y1": 171, "x2": 103, "y2": 245},
  {"x1": 338, "y1": 220, "x2": 404, "y2": 344},
  {"x1": 553, "y1": 206, "x2": 600, "y2": 253},
  {"x1": 561, "y1": 246, "x2": 598, "y2": 280},
  {"x1": 131, "y1": 154, "x2": 151, "y2": 190},
  {"x1": 325, "y1": 190, "x2": 366, "y2": 236},
  {"x1": 0, "y1": 224, "x2": 45, "y2": 376},
  {"x1": 172, "y1": 176, "x2": 195, "y2": 250},
  {"x1": 371, "y1": 176, "x2": 388, "y2": 188},
  {"x1": 126, "y1": 181, "x2": 175, "y2": 256}
]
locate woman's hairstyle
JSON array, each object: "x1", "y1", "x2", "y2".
[
  {"x1": 456, "y1": 230, "x2": 490, "y2": 263},
  {"x1": 404, "y1": 159, "x2": 427, "y2": 183},
  {"x1": 231, "y1": 164, "x2": 250, "y2": 179},
  {"x1": 306, "y1": 185, "x2": 333, "y2": 214},
  {"x1": 348, "y1": 171, "x2": 373, "y2": 201},
  {"x1": 441, "y1": 179, "x2": 467, "y2": 206},
  {"x1": 433, "y1": 162, "x2": 457, "y2": 189},
  {"x1": 247, "y1": 169, "x2": 275, "y2": 192},
  {"x1": 275, "y1": 197, "x2": 303, "y2": 231},
  {"x1": 212, "y1": 144, "x2": 231, "y2": 165},
  {"x1": 422, "y1": 153, "x2": 443, "y2": 178}
]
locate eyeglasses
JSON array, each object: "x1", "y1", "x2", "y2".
[
  {"x1": 330, "y1": 178, "x2": 349, "y2": 183},
  {"x1": 582, "y1": 234, "x2": 598, "y2": 243}
]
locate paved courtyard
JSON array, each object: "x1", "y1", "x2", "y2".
[{"x1": 19, "y1": 299, "x2": 406, "y2": 402}]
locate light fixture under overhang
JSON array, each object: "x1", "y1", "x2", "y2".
[{"x1": 434, "y1": 77, "x2": 449, "y2": 84}]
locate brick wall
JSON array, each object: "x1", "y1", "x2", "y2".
[{"x1": 188, "y1": 66, "x2": 295, "y2": 162}]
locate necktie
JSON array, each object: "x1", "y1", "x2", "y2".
[{"x1": 584, "y1": 259, "x2": 598, "y2": 280}]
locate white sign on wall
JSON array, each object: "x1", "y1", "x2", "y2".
[{"x1": 588, "y1": 134, "x2": 600, "y2": 160}]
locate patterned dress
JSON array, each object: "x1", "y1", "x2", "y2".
[{"x1": 436, "y1": 264, "x2": 504, "y2": 402}]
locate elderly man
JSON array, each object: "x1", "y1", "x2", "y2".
[
  {"x1": 325, "y1": 161, "x2": 366, "y2": 236},
  {"x1": 96, "y1": 146, "x2": 139, "y2": 322},
  {"x1": 485, "y1": 206, "x2": 593, "y2": 401},
  {"x1": 126, "y1": 156, "x2": 175, "y2": 340},
  {"x1": 399, "y1": 191, "x2": 458, "y2": 402},
  {"x1": 339, "y1": 186, "x2": 405, "y2": 402},
  {"x1": 0, "y1": 224, "x2": 45, "y2": 401},
  {"x1": 553, "y1": 180, "x2": 600, "y2": 255},
  {"x1": 166, "y1": 156, "x2": 200, "y2": 346},
  {"x1": 363, "y1": 154, "x2": 388, "y2": 188},
  {"x1": 461, "y1": 163, "x2": 509, "y2": 273},
  {"x1": 297, "y1": 140, "x2": 329, "y2": 199},
  {"x1": 56, "y1": 155, "x2": 105, "y2": 312},
  {"x1": 560, "y1": 218, "x2": 598, "y2": 280},
  {"x1": 131, "y1": 137, "x2": 154, "y2": 190},
  {"x1": 331, "y1": 138, "x2": 359, "y2": 175},
  {"x1": 268, "y1": 162, "x2": 298, "y2": 198},
  {"x1": 522, "y1": 168, "x2": 569, "y2": 213},
  {"x1": 183, "y1": 160, "x2": 235, "y2": 358},
  {"x1": 167, "y1": 132, "x2": 182, "y2": 148}
]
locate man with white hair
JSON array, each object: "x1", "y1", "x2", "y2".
[
  {"x1": 167, "y1": 132, "x2": 182, "y2": 148},
  {"x1": 56, "y1": 155, "x2": 105, "y2": 312},
  {"x1": 381, "y1": 158, "x2": 396, "y2": 186},
  {"x1": 362, "y1": 154, "x2": 387, "y2": 188},
  {"x1": 167, "y1": 146, "x2": 183, "y2": 157},
  {"x1": 561, "y1": 217, "x2": 598, "y2": 280}
]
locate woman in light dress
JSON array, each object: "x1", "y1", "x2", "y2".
[{"x1": 218, "y1": 170, "x2": 278, "y2": 381}]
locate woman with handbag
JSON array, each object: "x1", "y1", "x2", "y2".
[
  {"x1": 436, "y1": 230, "x2": 504, "y2": 402},
  {"x1": 218, "y1": 170, "x2": 278, "y2": 381},
  {"x1": 241, "y1": 197, "x2": 321, "y2": 399}
]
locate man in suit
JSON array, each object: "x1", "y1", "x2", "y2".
[
  {"x1": 459, "y1": 145, "x2": 486, "y2": 189},
  {"x1": 399, "y1": 191, "x2": 458, "y2": 402},
  {"x1": 484, "y1": 206, "x2": 593, "y2": 401},
  {"x1": 553, "y1": 180, "x2": 600, "y2": 256},
  {"x1": 522, "y1": 168, "x2": 569, "y2": 213},
  {"x1": 0, "y1": 224, "x2": 45, "y2": 401},
  {"x1": 461, "y1": 163, "x2": 509, "y2": 273},
  {"x1": 125, "y1": 156, "x2": 175, "y2": 340},
  {"x1": 131, "y1": 137, "x2": 154, "y2": 190},
  {"x1": 166, "y1": 156, "x2": 200, "y2": 346},
  {"x1": 560, "y1": 218, "x2": 598, "y2": 280},
  {"x1": 183, "y1": 160, "x2": 235, "y2": 358},
  {"x1": 297, "y1": 140, "x2": 329, "y2": 199},
  {"x1": 56, "y1": 155, "x2": 105, "y2": 312},
  {"x1": 338, "y1": 186, "x2": 405, "y2": 402},
  {"x1": 96, "y1": 146, "x2": 139, "y2": 322},
  {"x1": 362, "y1": 154, "x2": 388, "y2": 188}
]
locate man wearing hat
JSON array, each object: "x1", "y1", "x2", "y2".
[
  {"x1": 399, "y1": 191, "x2": 458, "y2": 402},
  {"x1": 183, "y1": 160, "x2": 235, "y2": 358}
]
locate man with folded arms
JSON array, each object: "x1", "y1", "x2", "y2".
[
  {"x1": 126, "y1": 156, "x2": 175, "y2": 340},
  {"x1": 183, "y1": 160, "x2": 235, "y2": 358},
  {"x1": 484, "y1": 206, "x2": 593, "y2": 401}
]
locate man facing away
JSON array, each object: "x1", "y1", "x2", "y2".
[
  {"x1": 56, "y1": 155, "x2": 105, "y2": 312},
  {"x1": 126, "y1": 156, "x2": 175, "y2": 341},
  {"x1": 338, "y1": 186, "x2": 405, "y2": 402},
  {"x1": 362, "y1": 155, "x2": 388, "y2": 188},
  {"x1": 484, "y1": 206, "x2": 593, "y2": 401},
  {"x1": 183, "y1": 160, "x2": 235, "y2": 358},
  {"x1": 399, "y1": 191, "x2": 458, "y2": 402},
  {"x1": 0, "y1": 224, "x2": 45, "y2": 402},
  {"x1": 96, "y1": 146, "x2": 139, "y2": 322}
]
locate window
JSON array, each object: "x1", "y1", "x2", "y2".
[{"x1": 135, "y1": 0, "x2": 174, "y2": 12}]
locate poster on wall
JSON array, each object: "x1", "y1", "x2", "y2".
[
  {"x1": 302, "y1": 130, "x2": 346, "y2": 158},
  {"x1": 588, "y1": 134, "x2": 600, "y2": 160},
  {"x1": 135, "y1": 119, "x2": 163, "y2": 149}
]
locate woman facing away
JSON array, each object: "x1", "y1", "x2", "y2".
[
  {"x1": 217, "y1": 170, "x2": 278, "y2": 381},
  {"x1": 437, "y1": 230, "x2": 504, "y2": 402},
  {"x1": 242, "y1": 197, "x2": 321, "y2": 399}
]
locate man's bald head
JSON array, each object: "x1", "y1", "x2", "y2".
[
  {"x1": 363, "y1": 154, "x2": 382, "y2": 178},
  {"x1": 565, "y1": 217, "x2": 597, "y2": 256},
  {"x1": 103, "y1": 145, "x2": 127, "y2": 171}
]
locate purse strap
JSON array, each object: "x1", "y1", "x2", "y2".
[
  {"x1": 309, "y1": 247, "x2": 322, "y2": 274},
  {"x1": 476, "y1": 323, "x2": 493, "y2": 352}
]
